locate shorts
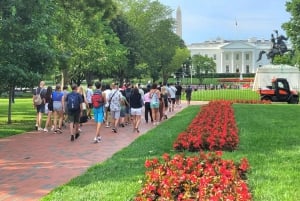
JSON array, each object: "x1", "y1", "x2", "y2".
[
  {"x1": 130, "y1": 107, "x2": 142, "y2": 116},
  {"x1": 170, "y1": 98, "x2": 176, "y2": 104},
  {"x1": 110, "y1": 110, "x2": 121, "y2": 119},
  {"x1": 36, "y1": 104, "x2": 45, "y2": 113},
  {"x1": 53, "y1": 101, "x2": 63, "y2": 111},
  {"x1": 93, "y1": 107, "x2": 104, "y2": 123},
  {"x1": 120, "y1": 107, "x2": 126, "y2": 117},
  {"x1": 68, "y1": 110, "x2": 81, "y2": 123},
  {"x1": 150, "y1": 102, "x2": 159, "y2": 109}
]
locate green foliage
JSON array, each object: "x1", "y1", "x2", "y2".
[{"x1": 40, "y1": 105, "x2": 300, "y2": 201}]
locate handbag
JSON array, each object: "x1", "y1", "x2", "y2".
[
  {"x1": 107, "y1": 90, "x2": 117, "y2": 112},
  {"x1": 82, "y1": 102, "x2": 87, "y2": 110}
]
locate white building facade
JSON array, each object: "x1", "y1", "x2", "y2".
[{"x1": 187, "y1": 38, "x2": 289, "y2": 74}]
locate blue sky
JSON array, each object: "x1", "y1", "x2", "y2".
[{"x1": 158, "y1": 0, "x2": 291, "y2": 45}]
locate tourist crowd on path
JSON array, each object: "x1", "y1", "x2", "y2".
[{"x1": 32, "y1": 80, "x2": 192, "y2": 143}]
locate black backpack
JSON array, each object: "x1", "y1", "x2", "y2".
[{"x1": 67, "y1": 92, "x2": 80, "y2": 112}]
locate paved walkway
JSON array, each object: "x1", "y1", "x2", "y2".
[{"x1": 0, "y1": 101, "x2": 206, "y2": 201}]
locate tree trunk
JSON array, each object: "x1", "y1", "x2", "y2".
[{"x1": 7, "y1": 85, "x2": 14, "y2": 124}]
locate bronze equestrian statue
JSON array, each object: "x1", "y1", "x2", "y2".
[{"x1": 257, "y1": 30, "x2": 293, "y2": 63}]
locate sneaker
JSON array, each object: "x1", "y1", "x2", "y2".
[
  {"x1": 43, "y1": 128, "x2": 48, "y2": 132},
  {"x1": 38, "y1": 127, "x2": 44, "y2": 131},
  {"x1": 94, "y1": 136, "x2": 102, "y2": 143},
  {"x1": 51, "y1": 126, "x2": 55, "y2": 131},
  {"x1": 70, "y1": 135, "x2": 75, "y2": 141},
  {"x1": 78, "y1": 128, "x2": 82, "y2": 133},
  {"x1": 112, "y1": 128, "x2": 118, "y2": 133},
  {"x1": 97, "y1": 136, "x2": 102, "y2": 141},
  {"x1": 56, "y1": 128, "x2": 62, "y2": 134},
  {"x1": 75, "y1": 133, "x2": 80, "y2": 139},
  {"x1": 105, "y1": 124, "x2": 110, "y2": 128}
]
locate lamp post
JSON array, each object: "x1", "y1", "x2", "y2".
[{"x1": 190, "y1": 65, "x2": 193, "y2": 84}]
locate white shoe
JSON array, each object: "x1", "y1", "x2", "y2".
[
  {"x1": 38, "y1": 127, "x2": 44, "y2": 131},
  {"x1": 94, "y1": 136, "x2": 101, "y2": 143},
  {"x1": 43, "y1": 128, "x2": 48, "y2": 132},
  {"x1": 51, "y1": 126, "x2": 55, "y2": 131}
]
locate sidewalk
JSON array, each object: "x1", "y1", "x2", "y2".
[{"x1": 0, "y1": 102, "x2": 205, "y2": 201}]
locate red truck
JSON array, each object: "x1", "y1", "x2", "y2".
[{"x1": 259, "y1": 78, "x2": 299, "y2": 104}]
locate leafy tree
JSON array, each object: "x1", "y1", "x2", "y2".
[
  {"x1": 0, "y1": 0, "x2": 55, "y2": 123},
  {"x1": 53, "y1": 0, "x2": 121, "y2": 86},
  {"x1": 283, "y1": 0, "x2": 300, "y2": 66},
  {"x1": 192, "y1": 54, "x2": 216, "y2": 84},
  {"x1": 119, "y1": 0, "x2": 181, "y2": 83}
]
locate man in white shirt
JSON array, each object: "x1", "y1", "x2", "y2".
[
  {"x1": 167, "y1": 83, "x2": 177, "y2": 112},
  {"x1": 86, "y1": 83, "x2": 94, "y2": 119}
]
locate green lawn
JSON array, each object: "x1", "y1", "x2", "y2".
[
  {"x1": 0, "y1": 98, "x2": 36, "y2": 138},
  {"x1": 41, "y1": 105, "x2": 300, "y2": 201},
  {"x1": 1, "y1": 98, "x2": 299, "y2": 200}
]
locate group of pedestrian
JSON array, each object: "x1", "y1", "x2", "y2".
[{"x1": 32, "y1": 80, "x2": 193, "y2": 143}]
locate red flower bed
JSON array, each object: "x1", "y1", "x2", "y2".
[
  {"x1": 174, "y1": 101, "x2": 239, "y2": 151},
  {"x1": 135, "y1": 152, "x2": 252, "y2": 201}
]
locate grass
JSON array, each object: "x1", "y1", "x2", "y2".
[
  {"x1": 41, "y1": 106, "x2": 200, "y2": 201},
  {"x1": 1, "y1": 98, "x2": 299, "y2": 200},
  {"x1": 0, "y1": 98, "x2": 36, "y2": 138},
  {"x1": 41, "y1": 104, "x2": 300, "y2": 201},
  {"x1": 190, "y1": 88, "x2": 261, "y2": 101}
]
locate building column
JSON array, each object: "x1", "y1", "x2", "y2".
[
  {"x1": 231, "y1": 52, "x2": 234, "y2": 73},
  {"x1": 241, "y1": 51, "x2": 245, "y2": 73},
  {"x1": 220, "y1": 51, "x2": 224, "y2": 73},
  {"x1": 252, "y1": 50, "x2": 256, "y2": 73}
]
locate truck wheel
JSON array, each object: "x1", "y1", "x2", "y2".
[
  {"x1": 261, "y1": 97, "x2": 271, "y2": 104},
  {"x1": 288, "y1": 96, "x2": 299, "y2": 104}
]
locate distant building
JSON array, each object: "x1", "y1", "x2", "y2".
[{"x1": 187, "y1": 38, "x2": 292, "y2": 74}]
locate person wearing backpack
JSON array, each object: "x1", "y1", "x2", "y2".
[
  {"x1": 149, "y1": 83, "x2": 161, "y2": 125},
  {"x1": 32, "y1": 80, "x2": 46, "y2": 131},
  {"x1": 92, "y1": 81, "x2": 105, "y2": 143},
  {"x1": 66, "y1": 84, "x2": 83, "y2": 141}
]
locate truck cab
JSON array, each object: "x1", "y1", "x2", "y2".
[{"x1": 259, "y1": 78, "x2": 299, "y2": 104}]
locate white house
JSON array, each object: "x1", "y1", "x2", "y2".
[{"x1": 187, "y1": 38, "x2": 292, "y2": 74}]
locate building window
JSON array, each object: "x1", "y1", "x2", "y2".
[
  {"x1": 213, "y1": 54, "x2": 216, "y2": 60},
  {"x1": 236, "y1": 54, "x2": 239, "y2": 60},
  {"x1": 245, "y1": 53, "x2": 249, "y2": 60},
  {"x1": 246, "y1": 65, "x2": 250, "y2": 73},
  {"x1": 225, "y1": 54, "x2": 229, "y2": 60},
  {"x1": 226, "y1": 65, "x2": 229, "y2": 73}
]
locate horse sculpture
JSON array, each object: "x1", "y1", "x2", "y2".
[{"x1": 257, "y1": 30, "x2": 293, "y2": 63}]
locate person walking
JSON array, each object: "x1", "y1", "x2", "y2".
[
  {"x1": 108, "y1": 83, "x2": 123, "y2": 133},
  {"x1": 167, "y1": 83, "x2": 177, "y2": 112},
  {"x1": 92, "y1": 82, "x2": 105, "y2": 143},
  {"x1": 86, "y1": 83, "x2": 94, "y2": 120},
  {"x1": 175, "y1": 83, "x2": 183, "y2": 107},
  {"x1": 103, "y1": 84, "x2": 112, "y2": 128},
  {"x1": 44, "y1": 86, "x2": 54, "y2": 132},
  {"x1": 185, "y1": 85, "x2": 193, "y2": 105},
  {"x1": 77, "y1": 86, "x2": 89, "y2": 132},
  {"x1": 149, "y1": 83, "x2": 161, "y2": 125},
  {"x1": 52, "y1": 84, "x2": 64, "y2": 134},
  {"x1": 130, "y1": 87, "x2": 143, "y2": 133},
  {"x1": 160, "y1": 85, "x2": 169, "y2": 120},
  {"x1": 33, "y1": 81, "x2": 46, "y2": 131},
  {"x1": 66, "y1": 84, "x2": 83, "y2": 141},
  {"x1": 62, "y1": 85, "x2": 69, "y2": 128},
  {"x1": 143, "y1": 89, "x2": 153, "y2": 123}
]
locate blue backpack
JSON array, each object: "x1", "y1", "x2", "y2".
[{"x1": 67, "y1": 92, "x2": 80, "y2": 112}]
